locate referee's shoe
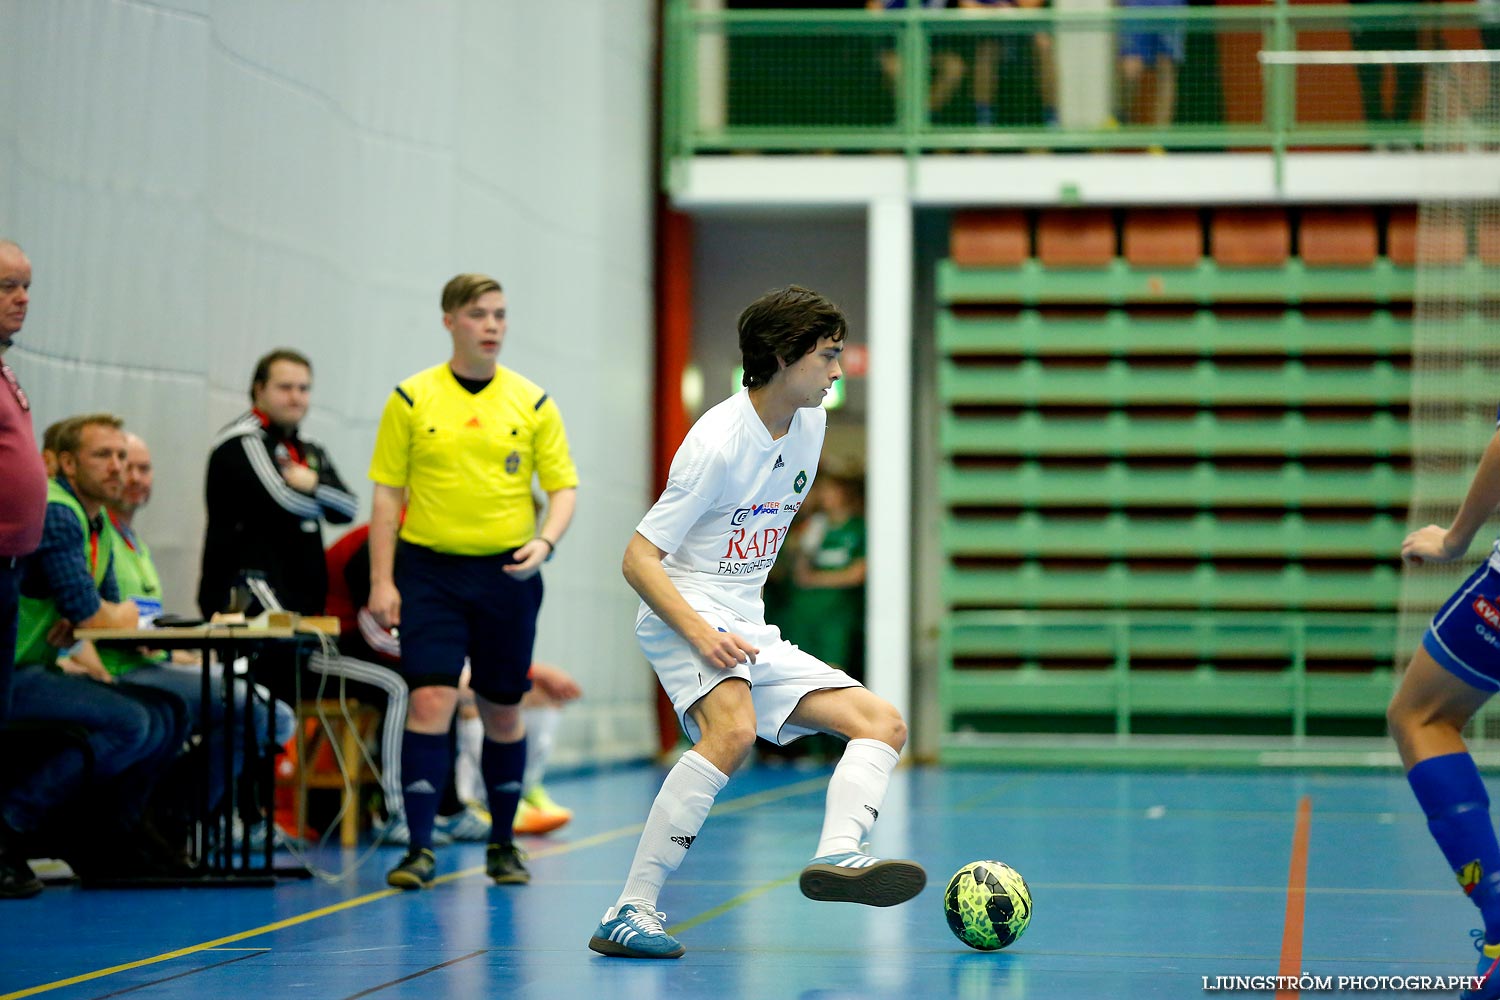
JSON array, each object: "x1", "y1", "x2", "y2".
[
  {"x1": 486, "y1": 842, "x2": 530, "y2": 885},
  {"x1": 386, "y1": 848, "x2": 435, "y2": 890}
]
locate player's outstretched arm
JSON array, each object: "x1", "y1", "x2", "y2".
[
  {"x1": 1403, "y1": 429, "x2": 1500, "y2": 567},
  {"x1": 622, "y1": 531, "x2": 758, "y2": 670}
]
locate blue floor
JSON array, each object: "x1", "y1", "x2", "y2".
[{"x1": 0, "y1": 764, "x2": 1483, "y2": 999}]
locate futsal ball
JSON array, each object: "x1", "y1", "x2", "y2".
[{"x1": 943, "y1": 860, "x2": 1032, "y2": 951}]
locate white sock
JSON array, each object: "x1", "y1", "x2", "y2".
[
  {"x1": 455, "y1": 715, "x2": 485, "y2": 806},
  {"x1": 814, "y1": 738, "x2": 900, "y2": 858},
  {"x1": 615, "y1": 750, "x2": 728, "y2": 911},
  {"x1": 521, "y1": 705, "x2": 560, "y2": 795}
]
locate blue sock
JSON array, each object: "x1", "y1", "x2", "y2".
[
  {"x1": 482, "y1": 736, "x2": 527, "y2": 846},
  {"x1": 400, "y1": 730, "x2": 450, "y2": 852},
  {"x1": 1409, "y1": 752, "x2": 1500, "y2": 942}
]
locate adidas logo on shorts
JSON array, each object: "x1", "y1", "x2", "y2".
[{"x1": 670, "y1": 835, "x2": 696, "y2": 850}]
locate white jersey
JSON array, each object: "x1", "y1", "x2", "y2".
[{"x1": 636, "y1": 389, "x2": 826, "y2": 626}]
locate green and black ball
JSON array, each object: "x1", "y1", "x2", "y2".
[{"x1": 943, "y1": 860, "x2": 1033, "y2": 951}]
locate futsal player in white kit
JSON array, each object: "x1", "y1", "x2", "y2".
[{"x1": 588, "y1": 286, "x2": 925, "y2": 960}]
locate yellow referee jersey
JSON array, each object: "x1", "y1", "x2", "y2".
[{"x1": 369, "y1": 363, "x2": 579, "y2": 555}]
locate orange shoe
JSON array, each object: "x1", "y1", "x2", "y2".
[{"x1": 513, "y1": 796, "x2": 572, "y2": 836}]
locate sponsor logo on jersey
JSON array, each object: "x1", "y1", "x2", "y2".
[
  {"x1": 722, "y1": 526, "x2": 788, "y2": 561},
  {"x1": 505, "y1": 450, "x2": 521, "y2": 475},
  {"x1": 863, "y1": 805, "x2": 879, "y2": 821},
  {"x1": 794, "y1": 470, "x2": 807, "y2": 494},
  {"x1": 773, "y1": 454, "x2": 784, "y2": 471},
  {"x1": 717, "y1": 525, "x2": 790, "y2": 575},
  {"x1": 1478, "y1": 624, "x2": 1500, "y2": 649},
  {"x1": 732, "y1": 501, "x2": 785, "y2": 525},
  {"x1": 671, "y1": 835, "x2": 696, "y2": 850}
]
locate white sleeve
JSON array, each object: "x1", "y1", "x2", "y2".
[{"x1": 636, "y1": 434, "x2": 726, "y2": 555}]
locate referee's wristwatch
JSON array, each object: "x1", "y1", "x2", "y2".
[{"x1": 536, "y1": 536, "x2": 555, "y2": 562}]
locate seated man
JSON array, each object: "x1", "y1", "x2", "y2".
[
  {"x1": 5, "y1": 413, "x2": 188, "y2": 894},
  {"x1": 324, "y1": 523, "x2": 579, "y2": 842}
]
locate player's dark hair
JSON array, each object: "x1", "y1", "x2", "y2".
[
  {"x1": 738, "y1": 285, "x2": 847, "y2": 390},
  {"x1": 250, "y1": 348, "x2": 313, "y2": 403}
]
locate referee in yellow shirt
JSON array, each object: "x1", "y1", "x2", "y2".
[{"x1": 368, "y1": 273, "x2": 578, "y2": 889}]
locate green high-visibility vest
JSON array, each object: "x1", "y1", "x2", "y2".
[
  {"x1": 98, "y1": 515, "x2": 165, "y2": 676},
  {"x1": 14, "y1": 480, "x2": 113, "y2": 668}
]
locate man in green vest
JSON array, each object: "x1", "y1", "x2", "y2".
[
  {"x1": 15, "y1": 416, "x2": 139, "y2": 665},
  {"x1": 5, "y1": 414, "x2": 187, "y2": 892}
]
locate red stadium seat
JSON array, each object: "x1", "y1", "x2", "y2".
[
  {"x1": 1037, "y1": 209, "x2": 1115, "y2": 267},
  {"x1": 1299, "y1": 207, "x2": 1377, "y2": 267},
  {"x1": 1123, "y1": 209, "x2": 1201, "y2": 268},
  {"x1": 1388, "y1": 206, "x2": 1468, "y2": 265},
  {"x1": 951, "y1": 210, "x2": 1030, "y2": 267},
  {"x1": 1476, "y1": 218, "x2": 1500, "y2": 265},
  {"x1": 1211, "y1": 208, "x2": 1290, "y2": 267}
]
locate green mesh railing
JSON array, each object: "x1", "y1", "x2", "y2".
[{"x1": 663, "y1": 1, "x2": 1497, "y2": 163}]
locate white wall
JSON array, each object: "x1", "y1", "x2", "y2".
[{"x1": 0, "y1": 0, "x2": 660, "y2": 767}]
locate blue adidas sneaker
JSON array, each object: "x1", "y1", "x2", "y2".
[
  {"x1": 799, "y1": 851, "x2": 926, "y2": 907},
  {"x1": 588, "y1": 903, "x2": 685, "y2": 959},
  {"x1": 1463, "y1": 930, "x2": 1500, "y2": 999},
  {"x1": 435, "y1": 803, "x2": 492, "y2": 842}
]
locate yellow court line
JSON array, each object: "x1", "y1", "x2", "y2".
[
  {"x1": 3, "y1": 773, "x2": 835, "y2": 1000},
  {"x1": 668, "y1": 873, "x2": 802, "y2": 935},
  {"x1": 952, "y1": 776, "x2": 1026, "y2": 812},
  {"x1": 0, "y1": 890, "x2": 404, "y2": 1000}
]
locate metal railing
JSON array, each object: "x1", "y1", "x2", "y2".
[{"x1": 663, "y1": 1, "x2": 1497, "y2": 165}]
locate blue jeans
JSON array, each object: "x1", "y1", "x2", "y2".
[
  {"x1": 120, "y1": 663, "x2": 274, "y2": 810},
  {"x1": 3, "y1": 665, "x2": 186, "y2": 834},
  {"x1": 0, "y1": 558, "x2": 19, "y2": 724}
]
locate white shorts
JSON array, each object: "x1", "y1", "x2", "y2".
[{"x1": 636, "y1": 607, "x2": 863, "y2": 746}]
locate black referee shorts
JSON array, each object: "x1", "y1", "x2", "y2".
[{"x1": 394, "y1": 540, "x2": 542, "y2": 705}]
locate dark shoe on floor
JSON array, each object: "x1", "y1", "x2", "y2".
[
  {"x1": 486, "y1": 842, "x2": 530, "y2": 885},
  {"x1": 799, "y1": 851, "x2": 926, "y2": 907},
  {"x1": 386, "y1": 848, "x2": 436, "y2": 890},
  {"x1": 0, "y1": 855, "x2": 44, "y2": 899}
]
